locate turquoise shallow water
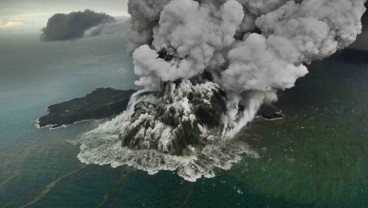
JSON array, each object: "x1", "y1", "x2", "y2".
[{"x1": 1, "y1": 32, "x2": 368, "y2": 207}]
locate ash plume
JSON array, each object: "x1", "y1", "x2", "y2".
[
  {"x1": 41, "y1": 10, "x2": 115, "y2": 41},
  {"x1": 78, "y1": 0, "x2": 366, "y2": 181}
]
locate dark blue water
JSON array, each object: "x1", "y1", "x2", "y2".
[{"x1": 1, "y1": 32, "x2": 368, "y2": 207}]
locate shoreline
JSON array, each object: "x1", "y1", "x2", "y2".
[{"x1": 36, "y1": 88, "x2": 136, "y2": 129}]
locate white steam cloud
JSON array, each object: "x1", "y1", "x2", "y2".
[{"x1": 78, "y1": 0, "x2": 366, "y2": 181}]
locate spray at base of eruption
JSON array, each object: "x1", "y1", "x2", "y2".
[
  {"x1": 77, "y1": 0, "x2": 366, "y2": 181},
  {"x1": 77, "y1": 92, "x2": 259, "y2": 182}
]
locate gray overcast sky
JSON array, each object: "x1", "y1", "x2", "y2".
[{"x1": 0, "y1": 0, "x2": 129, "y2": 32}]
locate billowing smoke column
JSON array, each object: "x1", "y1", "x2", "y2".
[{"x1": 78, "y1": 0, "x2": 366, "y2": 181}]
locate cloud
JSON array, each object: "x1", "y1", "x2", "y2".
[{"x1": 41, "y1": 9, "x2": 116, "y2": 41}]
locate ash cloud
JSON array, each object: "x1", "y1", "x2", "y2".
[
  {"x1": 41, "y1": 10, "x2": 116, "y2": 41},
  {"x1": 78, "y1": 0, "x2": 367, "y2": 181}
]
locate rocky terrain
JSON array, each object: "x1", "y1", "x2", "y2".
[{"x1": 37, "y1": 88, "x2": 136, "y2": 128}]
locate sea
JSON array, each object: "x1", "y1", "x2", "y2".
[{"x1": 0, "y1": 30, "x2": 368, "y2": 207}]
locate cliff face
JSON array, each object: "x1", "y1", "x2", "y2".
[
  {"x1": 119, "y1": 79, "x2": 228, "y2": 156},
  {"x1": 38, "y1": 88, "x2": 136, "y2": 128}
]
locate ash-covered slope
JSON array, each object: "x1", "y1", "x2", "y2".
[{"x1": 119, "y1": 78, "x2": 227, "y2": 155}]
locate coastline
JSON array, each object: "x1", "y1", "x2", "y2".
[{"x1": 36, "y1": 88, "x2": 136, "y2": 128}]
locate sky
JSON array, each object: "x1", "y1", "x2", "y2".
[
  {"x1": 1, "y1": 0, "x2": 368, "y2": 48},
  {"x1": 0, "y1": 0, "x2": 129, "y2": 33}
]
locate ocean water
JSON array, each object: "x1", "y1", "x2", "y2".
[{"x1": 1, "y1": 32, "x2": 368, "y2": 207}]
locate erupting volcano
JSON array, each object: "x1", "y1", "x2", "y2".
[{"x1": 77, "y1": 0, "x2": 366, "y2": 181}]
